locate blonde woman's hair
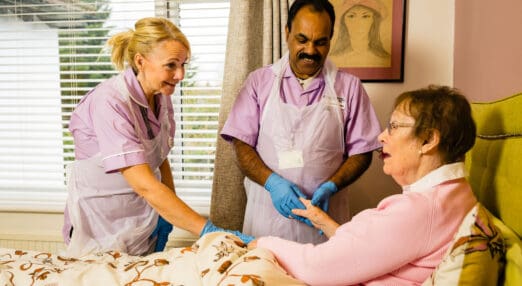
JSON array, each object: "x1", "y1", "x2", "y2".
[{"x1": 106, "y1": 17, "x2": 191, "y2": 71}]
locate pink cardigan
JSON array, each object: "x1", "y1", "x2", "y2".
[{"x1": 257, "y1": 163, "x2": 477, "y2": 286}]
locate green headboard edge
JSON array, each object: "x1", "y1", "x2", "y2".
[{"x1": 465, "y1": 92, "x2": 522, "y2": 239}]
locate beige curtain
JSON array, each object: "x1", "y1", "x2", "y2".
[{"x1": 210, "y1": 0, "x2": 291, "y2": 230}]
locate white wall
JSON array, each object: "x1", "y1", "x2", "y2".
[{"x1": 347, "y1": 0, "x2": 455, "y2": 215}]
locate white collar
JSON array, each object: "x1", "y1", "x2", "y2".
[{"x1": 402, "y1": 162, "x2": 466, "y2": 193}]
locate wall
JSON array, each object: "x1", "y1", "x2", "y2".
[
  {"x1": 454, "y1": 0, "x2": 522, "y2": 102},
  {"x1": 0, "y1": 0, "x2": 458, "y2": 251},
  {"x1": 348, "y1": 0, "x2": 456, "y2": 215}
]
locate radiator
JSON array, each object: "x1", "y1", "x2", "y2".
[
  {"x1": 0, "y1": 238, "x2": 66, "y2": 254},
  {"x1": 0, "y1": 235, "x2": 197, "y2": 255}
]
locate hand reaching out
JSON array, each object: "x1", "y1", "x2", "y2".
[{"x1": 291, "y1": 198, "x2": 340, "y2": 238}]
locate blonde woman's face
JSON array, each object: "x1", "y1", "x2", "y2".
[
  {"x1": 344, "y1": 5, "x2": 374, "y2": 40},
  {"x1": 136, "y1": 39, "x2": 188, "y2": 97}
]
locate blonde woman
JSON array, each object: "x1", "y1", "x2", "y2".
[{"x1": 63, "y1": 17, "x2": 252, "y2": 257}]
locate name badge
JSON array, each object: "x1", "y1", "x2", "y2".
[
  {"x1": 278, "y1": 149, "x2": 304, "y2": 169},
  {"x1": 324, "y1": 97, "x2": 345, "y2": 110}
]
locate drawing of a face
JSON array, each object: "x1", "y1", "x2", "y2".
[{"x1": 344, "y1": 5, "x2": 374, "y2": 41}]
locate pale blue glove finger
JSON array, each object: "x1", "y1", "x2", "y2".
[
  {"x1": 265, "y1": 173, "x2": 306, "y2": 218},
  {"x1": 228, "y1": 230, "x2": 255, "y2": 243},
  {"x1": 200, "y1": 220, "x2": 255, "y2": 243},
  {"x1": 286, "y1": 185, "x2": 307, "y2": 214},
  {"x1": 311, "y1": 181, "x2": 337, "y2": 213}
]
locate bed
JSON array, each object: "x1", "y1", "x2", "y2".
[{"x1": 0, "y1": 232, "x2": 304, "y2": 286}]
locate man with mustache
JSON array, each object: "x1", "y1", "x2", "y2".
[{"x1": 221, "y1": 0, "x2": 382, "y2": 244}]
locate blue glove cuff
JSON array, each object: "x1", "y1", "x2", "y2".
[
  {"x1": 264, "y1": 172, "x2": 282, "y2": 192},
  {"x1": 200, "y1": 220, "x2": 217, "y2": 236}
]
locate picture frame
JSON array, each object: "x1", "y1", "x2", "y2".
[{"x1": 329, "y1": 0, "x2": 406, "y2": 82}]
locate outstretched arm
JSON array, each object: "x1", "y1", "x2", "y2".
[
  {"x1": 121, "y1": 164, "x2": 207, "y2": 235},
  {"x1": 292, "y1": 198, "x2": 340, "y2": 238}
]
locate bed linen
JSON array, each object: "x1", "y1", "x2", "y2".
[{"x1": 0, "y1": 232, "x2": 305, "y2": 286}]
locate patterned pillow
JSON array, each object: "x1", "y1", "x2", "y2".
[
  {"x1": 490, "y1": 215, "x2": 522, "y2": 286},
  {"x1": 422, "y1": 203, "x2": 506, "y2": 285}
]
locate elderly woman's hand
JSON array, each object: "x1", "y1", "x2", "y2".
[
  {"x1": 292, "y1": 198, "x2": 340, "y2": 238},
  {"x1": 247, "y1": 239, "x2": 258, "y2": 250}
]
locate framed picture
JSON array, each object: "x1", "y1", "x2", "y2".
[{"x1": 329, "y1": 0, "x2": 406, "y2": 82}]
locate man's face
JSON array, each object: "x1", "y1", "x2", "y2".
[{"x1": 286, "y1": 5, "x2": 332, "y2": 79}]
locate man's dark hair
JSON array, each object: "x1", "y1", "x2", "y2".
[{"x1": 287, "y1": 0, "x2": 336, "y2": 38}]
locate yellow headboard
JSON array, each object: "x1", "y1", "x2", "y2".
[{"x1": 465, "y1": 92, "x2": 522, "y2": 239}]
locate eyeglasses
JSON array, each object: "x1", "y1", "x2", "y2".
[{"x1": 386, "y1": 121, "x2": 415, "y2": 135}]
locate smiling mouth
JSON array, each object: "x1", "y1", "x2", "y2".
[
  {"x1": 164, "y1": 81, "x2": 176, "y2": 87},
  {"x1": 300, "y1": 58, "x2": 318, "y2": 65}
]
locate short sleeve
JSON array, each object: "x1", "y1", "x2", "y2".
[
  {"x1": 221, "y1": 70, "x2": 271, "y2": 147},
  {"x1": 93, "y1": 95, "x2": 148, "y2": 172},
  {"x1": 337, "y1": 74, "x2": 382, "y2": 156}
]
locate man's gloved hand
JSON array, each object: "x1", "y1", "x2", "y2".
[
  {"x1": 264, "y1": 173, "x2": 307, "y2": 220},
  {"x1": 199, "y1": 220, "x2": 255, "y2": 243},
  {"x1": 311, "y1": 181, "x2": 338, "y2": 213},
  {"x1": 152, "y1": 215, "x2": 173, "y2": 252}
]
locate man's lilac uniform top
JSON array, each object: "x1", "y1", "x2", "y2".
[{"x1": 221, "y1": 61, "x2": 382, "y2": 156}]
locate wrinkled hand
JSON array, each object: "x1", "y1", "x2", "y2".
[
  {"x1": 264, "y1": 173, "x2": 308, "y2": 222},
  {"x1": 311, "y1": 181, "x2": 338, "y2": 213},
  {"x1": 292, "y1": 198, "x2": 340, "y2": 238},
  {"x1": 199, "y1": 220, "x2": 255, "y2": 243},
  {"x1": 152, "y1": 215, "x2": 173, "y2": 252}
]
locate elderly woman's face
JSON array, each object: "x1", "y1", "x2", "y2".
[{"x1": 378, "y1": 106, "x2": 424, "y2": 186}]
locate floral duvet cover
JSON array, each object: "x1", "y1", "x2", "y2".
[{"x1": 0, "y1": 232, "x2": 305, "y2": 286}]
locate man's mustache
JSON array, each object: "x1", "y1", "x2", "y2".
[{"x1": 298, "y1": 53, "x2": 321, "y2": 62}]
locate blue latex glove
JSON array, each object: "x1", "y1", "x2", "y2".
[
  {"x1": 152, "y1": 215, "x2": 173, "y2": 252},
  {"x1": 311, "y1": 181, "x2": 338, "y2": 213},
  {"x1": 264, "y1": 173, "x2": 308, "y2": 220},
  {"x1": 199, "y1": 220, "x2": 255, "y2": 243}
]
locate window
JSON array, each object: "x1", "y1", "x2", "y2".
[{"x1": 0, "y1": 0, "x2": 229, "y2": 215}]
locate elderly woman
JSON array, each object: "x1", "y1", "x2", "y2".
[{"x1": 248, "y1": 85, "x2": 478, "y2": 285}]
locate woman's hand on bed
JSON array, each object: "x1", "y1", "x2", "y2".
[
  {"x1": 292, "y1": 198, "x2": 340, "y2": 238},
  {"x1": 200, "y1": 220, "x2": 255, "y2": 243},
  {"x1": 247, "y1": 239, "x2": 258, "y2": 250}
]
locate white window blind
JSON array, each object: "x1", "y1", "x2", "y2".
[{"x1": 0, "y1": 0, "x2": 229, "y2": 215}]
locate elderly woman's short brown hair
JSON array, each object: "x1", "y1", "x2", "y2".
[{"x1": 394, "y1": 85, "x2": 476, "y2": 164}]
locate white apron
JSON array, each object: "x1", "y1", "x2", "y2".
[
  {"x1": 243, "y1": 55, "x2": 350, "y2": 244},
  {"x1": 65, "y1": 74, "x2": 172, "y2": 256}
]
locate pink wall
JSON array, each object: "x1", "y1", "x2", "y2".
[{"x1": 454, "y1": 0, "x2": 522, "y2": 102}]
